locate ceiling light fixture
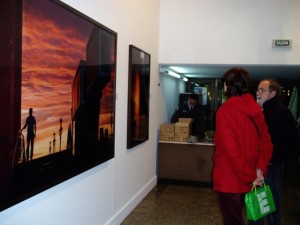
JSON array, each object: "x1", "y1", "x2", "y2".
[
  {"x1": 169, "y1": 66, "x2": 187, "y2": 74},
  {"x1": 165, "y1": 70, "x2": 180, "y2": 79}
]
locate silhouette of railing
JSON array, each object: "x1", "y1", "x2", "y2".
[{"x1": 13, "y1": 130, "x2": 26, "y2": 165}]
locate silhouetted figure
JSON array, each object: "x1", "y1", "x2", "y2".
[
  {"x1": 49, "y1": 141, "x2": 52, "y2": 154},
  {"x1": 53, "y1": 132, "x2": 56, "y2": 153},
  {"x1": 21, "y1": 108, "x2": 36, "y2": 161},
  {"x1": 59, "y1": 118, "x2": 63, "y2": 151}
]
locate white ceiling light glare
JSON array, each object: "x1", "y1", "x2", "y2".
[
  {"x1": 165, "y1": 70, "x2": 180, "y2": 79},
  {"x1": 169, "y1": 66, "x2": 187, "y2": 74},
  {"x1": 160, "y1": 66, "x2": 187, "y2": 80}
]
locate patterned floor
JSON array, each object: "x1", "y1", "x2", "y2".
[{"x1": 121, "y1": 160, "x2": 300, "y2": 225}]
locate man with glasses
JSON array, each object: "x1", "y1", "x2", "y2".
[{"x1": 250, "y1": 79, "x2": 298, "y2": 225}]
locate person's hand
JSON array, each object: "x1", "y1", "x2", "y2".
[{"x1": 255, "y1": 168, "x2": 264, "y2": 186}]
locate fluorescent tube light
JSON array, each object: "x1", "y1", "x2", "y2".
[{"x1": 165, "y1": 70, "x2": 180, "y2": 79}]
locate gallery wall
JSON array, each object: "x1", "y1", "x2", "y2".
[
  {"x1": 0, "y1": 0, "x2": 160, "y2": 225},
  {"x1": 159, "y1": 0, "x2": 300, "y2": 65}
]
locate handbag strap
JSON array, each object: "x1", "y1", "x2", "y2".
[{"x1": 247, "y1": 115, "x2": 259, "y2": 136}]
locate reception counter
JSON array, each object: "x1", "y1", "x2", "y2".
[{"x1": 158, "y1": 141, "x2": 214, "y2": 184}]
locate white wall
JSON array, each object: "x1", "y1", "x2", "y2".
[
  {"x1": 159, "y1": 0, "x2": 300, "y2": 65},
  {"x1": 0, "y1": 0, "x2": 160, "y2": 225},
  {"x1": 158, "y1": 74, "x2": 186, "y2": 123}
]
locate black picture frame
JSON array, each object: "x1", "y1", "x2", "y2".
[
  {"x1": 127, "y1": 45, "x2": 151, "y2": 149},
  {"x1": 0, "y1": 0, "x2": 117, "y2": 211}
]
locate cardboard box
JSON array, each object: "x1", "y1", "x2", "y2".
[
  {"x1": 160, "y1": 123, "x2": 175, "y2": 141},
  {"x1": 174, "y1": 122, "x2": 191, "y2": 142}
]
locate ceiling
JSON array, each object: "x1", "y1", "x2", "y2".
[{"x1": 160, "y1": 64, "x2": 300, "y2": 81}]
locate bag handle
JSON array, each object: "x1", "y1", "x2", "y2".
[{"x1": 251, "y1": 180, "x2": 266, "y2": 194}]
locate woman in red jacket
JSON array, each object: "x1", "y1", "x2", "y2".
[{"x1": 213, "y1": 67, "x2": 273, "y2": 225}]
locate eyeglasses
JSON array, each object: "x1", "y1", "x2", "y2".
[{"x1": 256, "y1": 89, "x2": 272, "y2": 93}]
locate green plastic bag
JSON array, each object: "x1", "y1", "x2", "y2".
[{"x1": 245, "y1": 182, "x2": 276, "y2": 221}]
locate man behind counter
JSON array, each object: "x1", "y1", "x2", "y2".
[{"x1": 171, "y1": 93, "x2": 205, "y2": 141}]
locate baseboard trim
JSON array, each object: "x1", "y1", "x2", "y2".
[{"x1": 105, "y1": 175, "x2": 157, "y2": 225}]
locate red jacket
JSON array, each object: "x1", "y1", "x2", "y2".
[{"x1": 213, "y1": 94, "x2": 273, "y2": 193}]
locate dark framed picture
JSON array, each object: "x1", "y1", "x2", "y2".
[
  {"x1": 127, "y1": 45, "x2": 151, "y2": 149},
  {"x1": 0, "y1": 0, "x2": 117, "y2": 211}
]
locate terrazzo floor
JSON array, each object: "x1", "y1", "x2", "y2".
[{"x1": 121, "y1": 160, "x2": 300, "y2": 225}]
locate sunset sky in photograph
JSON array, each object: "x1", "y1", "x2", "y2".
[{"x1": 21, "y1": 0, "x2": 115, "y2": 158}]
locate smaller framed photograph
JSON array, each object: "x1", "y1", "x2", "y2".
[{"x1": 127, "y1": 45, "x2": 151, "y2": 149}]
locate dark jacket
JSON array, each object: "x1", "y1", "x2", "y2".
[
  {"x1": 171, "y1": 103, "x2": 204, "y2": 138},
  {"x1": 262, "y1": 95, "x2": 298, "y2": 163}
]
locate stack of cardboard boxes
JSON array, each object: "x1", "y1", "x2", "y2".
[{"x1": 160, "y1": 118, "x2": 193, "y2": 142}]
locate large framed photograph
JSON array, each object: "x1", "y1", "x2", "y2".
[
  {"x1": 0, "y1": 0, "x2": 117, "y2": 211},
  {"x1": 127, "y1": 45, "x2": 150, "y2": 149}
]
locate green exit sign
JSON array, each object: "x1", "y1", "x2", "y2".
[{"x1": 272, "y1": 39, "x2": 292, "y2": 48}]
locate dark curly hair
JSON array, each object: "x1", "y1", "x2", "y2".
[{"x1": 223, "y1": 67, "x2": 251, "y2": 97}]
